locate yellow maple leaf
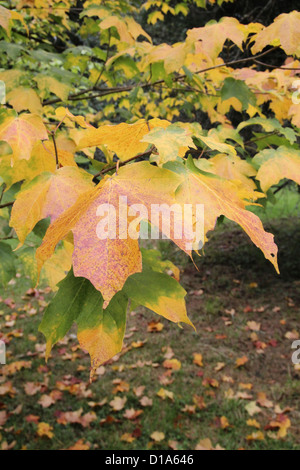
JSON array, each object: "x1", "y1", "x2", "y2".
[{"x1": 252, "y1": 11, "x2": 300, "y2": 57}]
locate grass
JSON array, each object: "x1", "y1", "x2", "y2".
[{"x1": 0, "y1": 188, "x2": 299, "y2": 450}]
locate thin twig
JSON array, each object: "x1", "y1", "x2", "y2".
[
  {"x1": 94, "y1": 29, "x2": 111, "y2": 88},
  {"x1": 54, "y1": 114, "x2": 67, "y2": 133},
  {"x1": 0, "y1": 235, "x2": 15, "y2": 240},
  {"x1": 51, "y1": 132, "x2": 59, "y2": 168},
  {"x1": 0, "y1": 201, "x2": 14, "y2": 209},
  {"x1": 254, "y1": 59, "x2": 300, "y2": 70},
  {"x1": 244, "y1": 131, "x2": 278, "y2": 146},
  {"x1": 94, "y1": 148, "x2": 154, "y2": 179},
  {"x1": 273, "y1": 180, "x2": 290, "y2": 194}
]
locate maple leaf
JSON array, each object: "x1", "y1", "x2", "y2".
[
  {"x1": 253, "y1": 146, "x2": 300, "y2": 193},
  {"x1": 77, "y1": 291, "x2": 128, "y2": 378},
  {"x1": 133, "y1": 386, "x2": 145, "y2": 397},
  {"x1": 0, "y1": 140, "x2": 75, "y2": 190},
  {"x1": 193, "y1": 353, "x2": 203, "y2": 367},
  {"x1": 112, "y1": 379, "x2": 130, "y2": 394},
  {"x1": 182, "y1": 404, "x2": 196, "y2": 414},
  {"x1": 24, "y1": 382, "x2": 42, "y2": 396},
  {"x1": 196, "y1": 153, "x2": 257, "y2": 192},
  {"x1": 187, "y1": 17, "x2": 262, "y2": 59},
  {"x1": 109, "y1": 396, "x2": 127, "y2": 411},
  {"x1": 2, "y1": 360, "x2": 31, "y2": 376},
  {"x1": 0, "y1": 410, "x2": 8, "y2": 427},
  {"x1": 252, "y1": 11, "x2": 300, "y2": 57},
  {"x1": 67, "y1": 439, "x2": 91, "y2": 450},
  {"x1": 25, "y1": 415, "x2": 40, "y2": 424},
  {"x1": 123, "y1": 271, "x2": 193, "y2": 327},
  {"x1": 39, "y1": 269, "x2": 128, "y2": 378},
  {"x1": 167, "y1": 157, "x2": 279, "y2": 271},
  {"x1": 162, "y1": 358, "x2": 181, "y2": 370},
  {"x1": 219, "y1": 416, "x2": 230, "y2": 429},
  {"x1": 245, "y1": 401, "x2": 262, "y2": 416},
  {"x1": 150, "y1": 431, "x2": 165, "y2": 442},
  {"x1": 195, "y1": 438, "x2": 215, "y2": 450},
  {"x1": 247, "y1": 321, "x2": 261, "y2": 331},
  {"x1": 141, "y1": 248, "x2": 180, "y2": 281},
  {"x1": 36, "y1": 161, "x2": 191, "y2": 304},
  {"x1": 34, "y1": 76, "x2": 71, "y2": 102},
  {"x1": 56, "y1": 408, "x2": 96, "y2": 427},
  {"x1": 40, "y1": 239, "x2": 74, "y2": 290},
  {"x1": 77, "y1": 118, "x2": 170, "y2": 161},
  {"x1": 140, "y1": 396, "x2": 153, "y2": 407},
  {"x1": 0, "y1": 381, "x2": 16, "y2": 396},
  {"x1": 157, "y1": 388, "x2": 174, "y2": 400},
  {"x1": 121, "y1": 433, "x2": 136, "y2": 443},
  {"x1": 267, "y1": 414, "x2": 291, "y2": 438},
  {"x1": 235, "y1": 356, "x2": 248, "y2": 367},
  {"x1": 0, "y1": 5, "x2": 27, "y2": 37},
  {"x1": 38, "y1": 394, "x2": 56, "y2": 408},
  {"x1": 6, "y1": 87, "x2": 43, "y2": 115},
  {"x1": 0, "y1": 110, "x2": 48, "y2": 163},
  {"x1": 147, "y1": 320, "x2": 164, "y2": 332},
  {"x1": 221, "y1": 78, "x2": 256, "y2": 111},
  {"x1": 195, "y1": 134, "x2": 237, "y2": 157},
  {"x1": 141, "y1": 124, "x2": 196, "y2": 165},
  {"x1": 123, "y1": 408, "x2": 143, "y2": 420},
  {"x1": 246, "y1": 431, "x2": 264, "y2": 441},
  {"x1": 100, "y1": 16, "x2": 134, "y2": 45},
  {"x1": 142, "y1": 40, "x2": 194, "y2": 75},
  {"x1": 18, "y1": 238, "x2": 73, "y2": 291},
  {"x1": 246, "y1": 419, "x2": 261, "y2": 429},
  {"x1": 37, "y1": 422, "x2": 54, "y2": 439},
  {"x1": 10, "y1": 166, "x2": 94, "y2": 245},
  {"x1": 257, "y1": 392, "x2": 273, "y2": 408}
]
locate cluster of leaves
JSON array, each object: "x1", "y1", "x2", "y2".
[
  {"x1": 140, "y1": 0, "x2": 235, "y2": 25},
  {"x1": 0, "y1": 0, "x2": 299, "y2": 377}
]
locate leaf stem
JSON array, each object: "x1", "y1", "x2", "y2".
[
  {"x1": 0, "y1": 184, "x2": 6, "y2": 204},
  {"x1": 51, "y1": 132, "x2": 59, "y2": 168}
]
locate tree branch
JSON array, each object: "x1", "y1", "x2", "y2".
[
  {"x1": 273, "y1": 180, "x2": 291, "y2": 194},
  {"x1": 0, "y1": 201, "x2": 14, "y2": 209}
]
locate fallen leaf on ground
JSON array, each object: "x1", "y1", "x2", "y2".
[
  {"x1": 37, "y1": 422, "x2": 53, "y2": 439},
  {"x1": 67, "y1": 439, "x2": 91, "y2": 450},
  {"x1": 162, "y1": 358, "x2": 181, "y2": 370},
  {"x1": 235, "y1": 356, "x2": 248, "y2": 367},
  {"x1": 245, "y1": 401, "x2": 262, "y2": 416},
  {"x1": 193, "y1": 353, "x2": 203, "y2": 367},
  {"x1": 151, "y1": 431, "x2": 165, "y2": 442},
  {"x1": 140, "y1": 396, "x2": 153, "y2": 407},
  {"x1": 109, "y1": 396, "x2": 127, "y2": 411},
  {"x1": 121, "y1": 433, "x2": 136, "y2": 443}
]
